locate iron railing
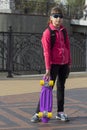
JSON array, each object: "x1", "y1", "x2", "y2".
[{"x1": 0, "y1": 27, "x2": 86, "y2": 77}]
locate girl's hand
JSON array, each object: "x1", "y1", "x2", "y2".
[{"x1": 44, "y1": 69, "x2": 50, "y2": 80}]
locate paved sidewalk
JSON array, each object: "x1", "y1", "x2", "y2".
[
  {"x1": 0, "y1": 72, "x2": 87, "y2": 96},
  {"x1": 0, "y1": 73, "x2": 87, "y2": 130}
]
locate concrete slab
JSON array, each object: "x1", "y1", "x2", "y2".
[
  {"x1": 0, "y1": 88, "x2": 87, "y2": 130},
  {"x1": 0, "y1": 76, "x2": 87, "y2": 96}
]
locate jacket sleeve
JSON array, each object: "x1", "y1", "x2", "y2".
[
  {"x1": 65, "y1": 30, "x2": 72, "y2": 65},
  {"x1": 41, "y1": 29, "x2": 51, "y2": 70}
]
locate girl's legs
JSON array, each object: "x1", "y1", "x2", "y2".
[
  {"x1": 56, "y1": 64, "x2": 68, "y2": 113},
  {"x1": 36, "y1": 101, "x2": 40, "y2": 113},
  {"x1": 36, "y1": 64, "x2": 69, "y2": 113},
  {"x1": 31, "y1": 64, "x2": 69, "y2": 122}
]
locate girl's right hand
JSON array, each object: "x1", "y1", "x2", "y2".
[{"x1": 44, "y1": 69, "x2": 50, "y2": 80}]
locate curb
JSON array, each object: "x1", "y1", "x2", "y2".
[{"x1": 0, "y1": 72, "x2": 87, "y2": 80}]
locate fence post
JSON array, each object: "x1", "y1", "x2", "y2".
[
  {"x1": 46, "y1": 2, "x2": 49, "y2": 15},
  {"x1": 86, "y1": 34, "x2": 87, "y2": 71},
  {"x1": 7, "y1": 26, "x2": 13, "y2": 78}
]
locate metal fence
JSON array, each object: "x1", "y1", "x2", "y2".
[
  {"x1": 0, "y1": 26, "x2": 86, "y2": 77},
  {"x1": 70, "y1": 33, "x2": 86, "y2": 72}
]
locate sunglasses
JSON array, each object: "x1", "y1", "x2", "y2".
[{"x1": 51, "y1": 14, "x2": 63, "y2": 18}]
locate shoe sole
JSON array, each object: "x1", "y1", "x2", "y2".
[{"x1": 56, "y1": 116, "x2": 69, "y2": 122}]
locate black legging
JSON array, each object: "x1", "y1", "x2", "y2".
[{"x1": 36, "y1": 64, "x2": 69, "y2": 113}]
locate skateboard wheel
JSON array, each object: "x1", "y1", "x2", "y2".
[
  {"x1": 47, "y1": 112, "x2": 52, "y2": 118},
  {"x1": 40, "y1": 80, "x2": 44, "y2": 86},
  {"x1": 38, "y1": 112, "x2": 43, "y2": 117},
  {"x1": 49, "y1": 80, "x2": 54, "y2": 86}
]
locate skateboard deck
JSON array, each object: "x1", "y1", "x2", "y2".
[{"x1": 38, "y1": 78, "x2": 54, "y2": 123}]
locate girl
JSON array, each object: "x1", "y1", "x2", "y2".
[{"x1": 31, "y1": 6, "x2": 71, "y2": 123}]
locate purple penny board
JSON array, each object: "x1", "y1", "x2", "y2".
[{"x1": 39, "y1": 79, "x2": 53, "y2": 123}]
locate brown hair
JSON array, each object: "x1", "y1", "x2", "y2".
[
  {"x1": 47, "y1": 6, "x2": 63, "y2": 25},
  {"x1": 50, "y1": 6, "x2": 63, "y2": 15}
]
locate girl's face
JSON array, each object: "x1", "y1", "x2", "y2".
[{"x1": 50, "y1": 13, "x2": 63, "y2": 28}]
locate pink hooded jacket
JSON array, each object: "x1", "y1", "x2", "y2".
[{"x1": 41, "y1": 23, "x2": 72, "y2": 70}]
